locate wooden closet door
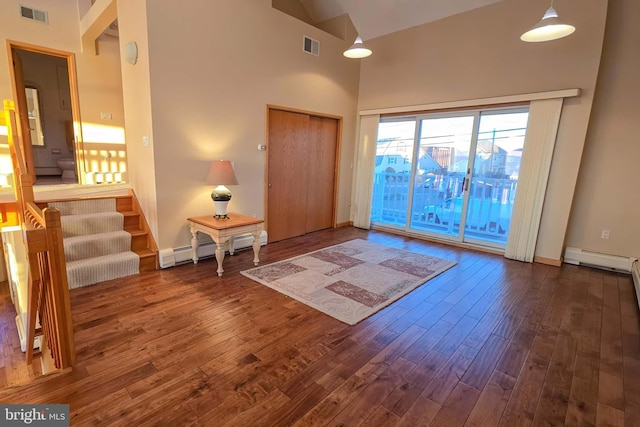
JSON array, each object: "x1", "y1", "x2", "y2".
[
  {"x1": 306, "y1": 116, "x2": 337, "y2": 233},
  {"x1": 267, "y1": 110, "x2": 309, "y2": 242}
]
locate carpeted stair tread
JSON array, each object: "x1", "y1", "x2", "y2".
[
  {"x1": 61, "y1": 212, "x2": 124, "y2": 237},
  {"x1": 66, "y1": 251, "x2": 140, "y2": 289},
  {"x1": 49, "y1": 199, "x2": 116, "y2": 216},
  {"x1": 63, "y1": 230, "x2": 132, "y2": 262},
  {"x1": 52, "y1": 197, "x2": 143, "y2": 289}
]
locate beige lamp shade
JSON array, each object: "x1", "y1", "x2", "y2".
[{"x1": 206, "y1": 160, "x2": 238, "y2": 186}]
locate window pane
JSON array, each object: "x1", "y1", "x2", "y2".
[
  {"x1": 371, "y1": 119, "x2": 416, "y2": 227},
  {"x1": 465, "y1": 111, "x2": 529, "y2": 244}
]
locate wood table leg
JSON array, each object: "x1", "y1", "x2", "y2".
[
  {"x1": 228, "y1": 235, "x2": 235, "y2": 256},
  {"x1": 214, "y1": 238, "x2": 227, "y2": 276},
  {"x1": 252, "y1": 230, "x2": 260, "y2": 266},
  {"x1": 190, "y1": 224, "x2": 199, "y2": 264}
]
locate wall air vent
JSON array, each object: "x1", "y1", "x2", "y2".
[
  {"x1": 20, "y1": 5, "x2": 48, "y2": 24},
  {"x1": 303, "y1": 36, "x2": 320, "y2": 57}
]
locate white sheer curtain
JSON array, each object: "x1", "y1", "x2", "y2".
[
  {"x1": 352, "y1": 114, "x2": 379, "y2": 229},
  {"x1": 505, "y1": 98, "x2": 564, "y2": 262}
]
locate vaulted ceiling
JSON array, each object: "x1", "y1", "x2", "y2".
[{"x1": 298, "y1": 0, "x2": 505, "y2": 40}]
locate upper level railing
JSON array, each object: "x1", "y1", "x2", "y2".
[{"x1": 3, "y1": 100, "x2": 75, "y2": 369}]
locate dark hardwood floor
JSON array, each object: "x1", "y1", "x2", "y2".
[{"x1": 0, "y1": 227, "x2": 639, "y2": 426}]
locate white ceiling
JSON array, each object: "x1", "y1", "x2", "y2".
[{"x1": 299, "y1": 0, "x2": 504, "y2": 41}]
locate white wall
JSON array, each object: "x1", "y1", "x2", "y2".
[
  {"x1": 356, "y1": 0, "x2": 608, "y2": 262},
  {"x1": 116, "y1": 0, "x2": 158, "y2": 239},
  {"x1": 566, "y1": 0, "x2": 640, "y2": 260},
  {"x1": 122, "y1": 0, "x2": 360, "y2": 249}
]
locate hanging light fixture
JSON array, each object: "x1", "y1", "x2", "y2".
[
  {"x1": 520, "y1": 1, "x2": 575, "y2": 43},
  {"x1": 343, "y1": 36, "x2": 372, "y2": 58}
]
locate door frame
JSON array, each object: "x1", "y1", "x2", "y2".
[
  {"x1": 6, "y1": 40, "x2": 86, "y2": 184},
  {"x1": 265, "y1": 105, "x2": 343, "y2": 236}
]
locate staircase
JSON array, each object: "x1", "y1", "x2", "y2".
[{"x1": 37, "y1": 193, "x2": 157, "y2": 289}]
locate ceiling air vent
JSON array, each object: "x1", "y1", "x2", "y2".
[
  {"x1": 20, "y1": 5, "x2": 48, "y2": 24},
  {"x1": 303, "y1": 36, "x2": 319, "y2": 57}
]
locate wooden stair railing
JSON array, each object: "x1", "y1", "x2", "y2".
[
  {"x1": 4, "y1": 99, "x2": 75, "y2": 369},
  {"x1": 23, "y1": 199, "x2": 75, "y2": 368}
]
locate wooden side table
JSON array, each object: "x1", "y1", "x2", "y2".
[{"x1": 187, "y1": 213, "x2": 264, "y2": 276}]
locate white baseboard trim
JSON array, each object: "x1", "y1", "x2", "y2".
[
  {"x1": 632, "y1": 260, "x2": 640, "y2": 311},
  {"x1": 563, "y1": 246, "x2": 636, "y2": 273},
  {"x1": 159, "y1": 231, "x2": 268, "y2": 268}
]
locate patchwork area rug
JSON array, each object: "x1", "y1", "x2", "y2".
[{"x1": 241, "y1": 239, "x2": 456, "y2": 325}]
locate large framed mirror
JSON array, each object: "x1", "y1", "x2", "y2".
[{"x1": 25, "y1": 86, "x2": 44, "y2": 146}]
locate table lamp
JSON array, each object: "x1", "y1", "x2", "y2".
[{"x1": 206, "y1": 160, "x2": 238, "y2": 219}]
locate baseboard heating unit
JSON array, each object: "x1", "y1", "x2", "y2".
[
  {"x1": 563, "y1": 247, "x2": 637, "y2": 273},
  {"x1": 159, "y1": 231, "x2": 268, "y2": 268}
]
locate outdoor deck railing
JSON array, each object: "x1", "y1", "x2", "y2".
[{"x1": 371, "y1": 172, "x2": 517, "y2": 243}]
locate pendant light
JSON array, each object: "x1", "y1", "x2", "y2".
[
  {"x1": 343, "y1": 36, "x2": 372, "y2": 59},
  {"x1": 520, "y1": 1, "x2": 575, "y2": 42}
]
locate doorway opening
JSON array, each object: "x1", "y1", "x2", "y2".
[{"x1": 8, "y1": 42, "x2": 84, "y2": 186}]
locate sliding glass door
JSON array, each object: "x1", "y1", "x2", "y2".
[
  {"x1": 370, "y1": 108, "x2": 529, "y2": 249},
  {"x1": 409, "y1": 114, "x2": 477, "y2": 239},
  {"x1": 464, "y1": 111, "x2": 528, "y2": 245}
]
